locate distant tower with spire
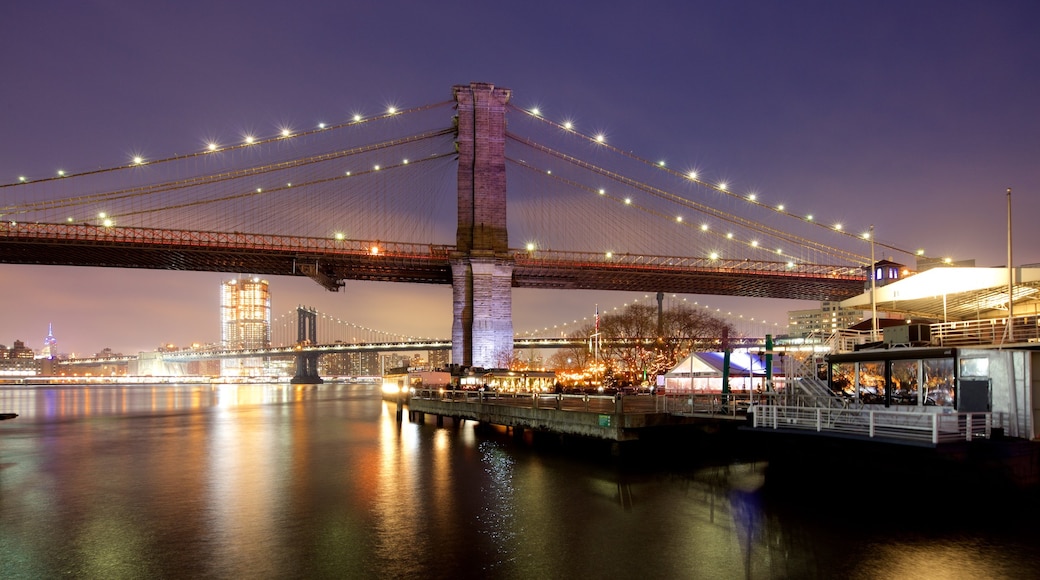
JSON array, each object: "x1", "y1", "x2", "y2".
[{"x1": 40, "y1": 323, "x2": 57, "y2": 359}]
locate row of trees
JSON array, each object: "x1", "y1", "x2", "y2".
[{"x1": 538, "y1": 302, "x2": 738, "y2": 385}]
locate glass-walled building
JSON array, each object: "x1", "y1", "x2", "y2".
[
  {"x1": 826, "y1": 346, "x2": 1038, "y2": 438},
  {"x1": 828, "y1": 348, "x2": 956, "y2": 408},
  {"x1": 220, "y1": 277, "x2": 271, "y2": 377}
]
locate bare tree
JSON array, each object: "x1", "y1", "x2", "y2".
[
  {"x1": 534, "y1": 303, "x2": 735, "y2": 386},
  {"x1": 604, "y1": 303, "x2": 735, "y2": 382}
]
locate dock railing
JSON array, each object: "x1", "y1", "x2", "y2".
[
  {"x1": 750, "y1": 405, "x2": 992, "y2": 444},
  {"x1": 407, "y1": 388, "x2": 760, "y2": 416},
  {"x1": 409, "y1": 388, "x2": 627, "y2": 413},
  {"x1": 655, "y1": 391, "x2": 784, "y2": 418}
]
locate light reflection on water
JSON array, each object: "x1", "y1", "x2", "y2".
[{"x1": 0, "y1": 382, "x2": 1038, "y2": 579}]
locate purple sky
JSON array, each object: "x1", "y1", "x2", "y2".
[{"x1": 2, "y1": 1, "x2": 1038, "y2": 356}]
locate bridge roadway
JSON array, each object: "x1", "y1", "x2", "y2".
[
  {"x1": 400, "y1": 389, "x2": 748, "y2": 444},
  {"x1": 59, "y1": 336, "x2": 769, "y2": 366},
  {"x1": 0, "y1": 222, "x2": 865, "y2": 301}
]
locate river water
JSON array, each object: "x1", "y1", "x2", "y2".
[{"x1": 1, "y1": 382, "x2": 1038, "y2": 579}]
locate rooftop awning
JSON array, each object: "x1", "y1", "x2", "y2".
[{"x1": 840, "y1": 267, "x2": 1040, "y2": 321}]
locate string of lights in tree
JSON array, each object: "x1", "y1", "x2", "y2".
[{"x1": 514, "y1": 294, "x2": 784, "y2": 338}]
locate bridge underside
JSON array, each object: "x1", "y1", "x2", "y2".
[
  {"x1": 0, "y1": 227, "x2": 863, "y2": 301},
  {"x1": 0, "y1": 228, "x2": 452, "y2": 288},
  {"x1": 511, "y1": 263, "x2": 863, "y2": 301}
]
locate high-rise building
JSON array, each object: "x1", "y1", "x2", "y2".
[
  {"x1": 220, "y1": 277, "x2": 271, "y2": 376},
  {"x1": 38, "y1": 323, "x2": 57, "y2": 359},
  {"x1": 787, "y1": 301, "x2": 868, "y2": 338}
]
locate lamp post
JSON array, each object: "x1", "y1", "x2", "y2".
[
  {"x1": 870, "y1": 225, "x2": 878, "y2": 342},
  {"x1": 1007, "y1": 187, "x2": 1014, "y2": 342}
]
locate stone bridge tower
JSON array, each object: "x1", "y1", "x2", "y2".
[{"x1": 451, "y1": 82, "x2": 513, "y2": 368}]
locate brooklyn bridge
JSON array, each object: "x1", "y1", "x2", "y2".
[{"x1": 1, "y1": 82, "x2": 895, "y2": 371}]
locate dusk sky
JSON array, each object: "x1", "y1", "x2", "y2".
[{"x1": 2, "y1": 1, "x2": 1038, "y2": 356}]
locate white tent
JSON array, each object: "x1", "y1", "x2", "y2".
[{"x1": 662, "y1": 351, "x2": 779, "y2": 393}]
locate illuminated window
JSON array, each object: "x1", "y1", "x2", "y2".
[
  {"x1": 923, "y1": 358, "x2": 955, "y2": 408},
  {"x1": 891, "y1": 360, "x2": 920, "y2": 405}
]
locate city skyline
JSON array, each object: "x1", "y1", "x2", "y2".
[{"x1": 2, "y1": 1, "x2": 1038, "y2": 355}]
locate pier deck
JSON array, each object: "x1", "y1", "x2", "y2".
[{"x1": 398, "y1": 389, "x2": 745, "y2": 442}]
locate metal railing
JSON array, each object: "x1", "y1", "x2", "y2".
[
  {"x1": 655, "y1": 391, "x2": 784, "y2": 418},
  {"x1": 930, "y1": 316, "x2": 1040, "y2": 346},
  {"x1": 751, "y1": 405, "x2": 992, "y2": 444},
  {"x1": 409, "y1": 388, "x2": 624, "y2": 413},
  {"x1": 408, "y1": 388, "x2": 770, "y2": 417}
]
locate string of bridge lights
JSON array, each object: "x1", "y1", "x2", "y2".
[
  {"x1": 2, "y1": 101, "x2": 452, "y2": 187},
  {"x1": 512, "y1": 103, "x2": 940, "y2": 264},
  {"x1": 95, "y1": 150, "x2": 452, "y2": 227},
  {"x1": 2, "y1": 128, "x2": 453, "y2": 240},
  {"x1": 508, "y1": 132, "x2": 873, "y2": 265},
  {"x1": 514, "y1": 294, "x2": 784, "y2": 338},
  {"x1": 3, "y1": 95, "x2": 954, "y2": 266},
  {"x1": 509, "y1": 155, "x2": 863, "y2": 268}
]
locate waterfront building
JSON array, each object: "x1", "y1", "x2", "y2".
[
  {"x1": 428, "y1": 349, "x2": 450, "y2": 369},
  {"x1": 0, "y1": 339, "x2": 39, "y2": 376},
  {"x1": 220, "y1": 277, "x2": 271, "y2": 376},
  {"x1": 787, "y1": 301, "x2": 873, "y2": 337}
]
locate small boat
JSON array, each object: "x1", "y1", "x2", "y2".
[{"x1": 0, "y1": 413, "x2": 17, "y2": 421}]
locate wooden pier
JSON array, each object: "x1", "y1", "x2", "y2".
[{"x1": 395, "y1": 389, "x2": 745, "y2": 442}]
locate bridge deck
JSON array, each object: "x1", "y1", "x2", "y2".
[{"x1": 0, "y1": 222, "x2": 865, "y2": 300}]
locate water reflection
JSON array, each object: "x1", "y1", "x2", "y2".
[{"x1": 1, "y1": 382, "x2": 1038, "y2": 579}]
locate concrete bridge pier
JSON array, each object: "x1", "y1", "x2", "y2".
[
  {"x1": 290, "y1": 306, "x2": 323, "y2": 384},
  {"x1": 290, "y1": 352, "x2": 323, "y2": 384},
  {"x1": 450, "y1": 257, "x2": 513, "y2": 368}
]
